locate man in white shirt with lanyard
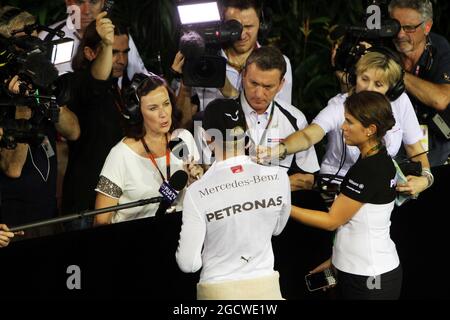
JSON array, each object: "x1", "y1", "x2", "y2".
[
  {"x1": 176, "y1": 98, "x2": 291, "y2": 299},
  {"x1": 197, "y1": 46, "x2": 319, "y2": 191},
  {"x1": 39, "y1": 0, "x2": 148, "y2": 80}
]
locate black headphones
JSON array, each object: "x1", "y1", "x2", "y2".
[
  {"x1": 122, "y1": 73, "x2": 149, "y2": 125},
  {"x1": 0, "y1": 8, "x2": 22, "y2": 25},
  {"x1": 348, "y1": 46, "x2": 405, "y2": 101},
  {"x1": 258, "y1": 2, "x2": 271, "y2": 41}
]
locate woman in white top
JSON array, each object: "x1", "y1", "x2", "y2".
[
  {"x1": 94, "y1": 74, "x2": 201, "y2": 225},
  {"x1": 291, "y1": 91, "x2": 401, "y2": 299},
  {"x1": 260, "y1": 50, "x2": 432, "y2": 197}
]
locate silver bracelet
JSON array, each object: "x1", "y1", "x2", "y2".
[{"x1": 421, "y1": 168, "x2": 434, "y2": 188}]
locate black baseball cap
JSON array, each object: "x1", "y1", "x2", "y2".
[{"x1": 203, "y1": 98, "x2": 247, "y2": 141}]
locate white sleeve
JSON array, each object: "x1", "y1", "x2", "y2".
[
  {"x1": 276, "y1": 55, "x2": 293, "y2": 104},
  {"x1": 397, "y1": 94, "x2": 424, "y2": 145},
  {"x1": 95, "y1": 145, "x2": 125, "y2": 199},
  {"x1": 176, "y1": 190, "x2": 206, "y2": 273},
  {"x1": 273, "y1": 171, "x2": 291, "y2": 236},
  {"x1": 126, "y1": 35, "x2": 148, "y2": 79},
  {"x1": 293, "y1": 110, "x2": 320, "y2": 173},
  {"x1": 312, "y1": 94, "x2": 346, "y2": 134}
]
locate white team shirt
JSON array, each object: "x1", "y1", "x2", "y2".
[
  {"x1": 95, "y1": 129, "x2": 199, "y2": 223},
  {"x1": 313, "y1": 92, "x2": 423, "y2": 176},
  {"x1": 176, "y1": 155, "x2": 291, "y2": 283}
]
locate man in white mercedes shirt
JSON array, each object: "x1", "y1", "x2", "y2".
[{"x1": 176, "y1": 98, "x2": 291, "y2": 300}]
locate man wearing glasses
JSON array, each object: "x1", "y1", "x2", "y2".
[{"x1": 389, "y1": 0, "x2": 450, "y2": 167}]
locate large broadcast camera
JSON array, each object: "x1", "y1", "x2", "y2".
[
  {"x1": 0, "y1": 23, "x2": 74, "y2": 149},
  {"x1": 332, "y1": 0, "x2": 401, "y2": 73},
  {"x1": 176, "y1": 0, "x2": 243, "y2": 88}
]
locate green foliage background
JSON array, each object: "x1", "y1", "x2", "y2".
[{"x1": 2, "y1": 0, "x2": 449, "y2": 121}]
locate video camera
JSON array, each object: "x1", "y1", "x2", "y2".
[
  {"x1": 176, "y1": 0, "x2": 243, "y2": 87},
  {"x1": 332, "y1": 0, "x2": 401, "y2": 73},
  {"x1": 0, "y1": 24, "x2": 74, "y2": 149}
]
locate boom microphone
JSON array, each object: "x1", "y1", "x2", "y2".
[
  {"x1": 330, "y1": 19, "x2": 400, "y2": 40},
  {"x1": 155, "y1": 170, "x2": 189, "y2": 217},
  {"x1": 179, "y1": 30, "x2": 205, "y2": 59}
]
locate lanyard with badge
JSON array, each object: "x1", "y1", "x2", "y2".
[
  {"x1": 140, "y1": 137, "x2": 171, "y2": 182},
  {"x1": 241, "y1": 97, "x2": 276, "y2": 145}
]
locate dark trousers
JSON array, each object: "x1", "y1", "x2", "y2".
[{"x1": 336, "y1": 265, "x2": 402, "y2": 300}]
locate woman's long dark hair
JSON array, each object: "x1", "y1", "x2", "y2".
[{"x1": 125, "y1": 75, "x2": 182, "y2": 140}]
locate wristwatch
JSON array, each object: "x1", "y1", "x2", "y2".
[{"x1": 279, "y1": 142, "x2": 288, "y2": 160}]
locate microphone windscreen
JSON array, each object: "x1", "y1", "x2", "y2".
[
  {"x1": 169, "y1": 170, "x2": 188, "y2": 191},
  {"x1": 179, "y1": 31, "x2": 205, "y2": 58}
]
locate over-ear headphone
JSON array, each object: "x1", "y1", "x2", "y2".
[
  {"x1": 0, "y1": 8, "x2": 22, "y2": 25},
  {"x1": 348, "y1": 46, "x2": 405, "y2": 101},
  {"x1": 258, "y1": 1, "x2": 271, "y2": 41},
  {"x1": 123, "y1": 73, "x2": 148, "y2": 125}
]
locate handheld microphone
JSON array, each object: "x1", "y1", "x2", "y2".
[
  {"x1": 155, "y1": 170, "x2": 188, "y2": 217},
  {"x1": 168, "y1": 138, "x2": 190, "y2": 161}
]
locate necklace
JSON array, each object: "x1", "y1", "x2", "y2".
[{"x1": 364, "y1": 143, "x2": 381, "y2": 158}]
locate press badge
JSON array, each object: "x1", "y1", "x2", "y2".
[
  {"x1": 419, "y1": 125, "x2": 429, "y2": 153},
  {"x1": 41, "y1": 136, "x2": 55, "y2": 158}
]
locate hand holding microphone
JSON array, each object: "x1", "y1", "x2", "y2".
[
  {"x1": 155, "y1": 170, "x2": 188, "y2": 217},
  {"x1": 168, "y1": 137, "x2": 203, "y2": 182}
]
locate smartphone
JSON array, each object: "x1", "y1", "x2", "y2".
[
  {"x1": 305, "y1": 268, "x2": 337, "y2": 292},
  {"x1": 103, "y1": 0, "x2": 114, "y2": 15},
  {"x1": 50, "y1": 38, "x2": 74, "y2": 65}
]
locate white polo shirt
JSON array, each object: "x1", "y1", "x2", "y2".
[
  {"x1": 192, "y1": 47, "x2": 293, "y2": 111},
  {"x1": 240, "y1": 94, "x2": 320, "y2": 174},
  {"x1": 176, "y1": 155, "x2": 291, "y2": 283},
  {"x1": 313, "y1": 92, "x2": 423, "y2": 176},
  {"x1": 39, "y1": 20, "x2": 148, "y2": 81}
]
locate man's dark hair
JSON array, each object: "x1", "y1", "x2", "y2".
[
  {"x1": 244, "y1": 46, "x2": 286, "y2": 79},
  {"x1": 72, "y1": 20, "x2": 129, "y2": 71},
  {"x1": 344, "y1": 91, "x2": 396, "y2": 140},
  {"x1": 221, "y1": 0, "x2": 262, "y2": 17},
  {"x1": 125, "y1": 75, "x2": 182, "y2": 140}
]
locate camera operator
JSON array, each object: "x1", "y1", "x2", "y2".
[
  {"x1": 389, "y1": 0, "x2": 450, "y2": 166},
  {"x1": 39, "y1": 0, "x2": 148, "y2": 79},
  {"x1": 0, "y1": 6, "x2": 80, "y2": 238},
  {"x1": 171, "y1": 0, "x2": 293, "y2": 127}
]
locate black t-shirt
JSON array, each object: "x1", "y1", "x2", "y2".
[
  {"x1": 62, "y1": 70, "x2": 125, "y2": 214},
  {"x1": 340, "y1": 147, "x2": 396, "y2": 204},
  {"x1": 410, "y1": 33, "x2": 450, "y2": 136},
  {"x1": 0, "y1": 122, "x2": 58, "y2": 225}
]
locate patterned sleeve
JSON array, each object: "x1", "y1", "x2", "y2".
[
  {"x1": 97, "y1": 175, "x2": 123, "y2": 199},
  {"x1": 95, "y1": 143, "x2": 125, "y2": 199}
]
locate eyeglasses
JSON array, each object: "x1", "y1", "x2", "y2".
[{"x1": 400, "y1": 21, "x2": 425, "y2": 33}]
